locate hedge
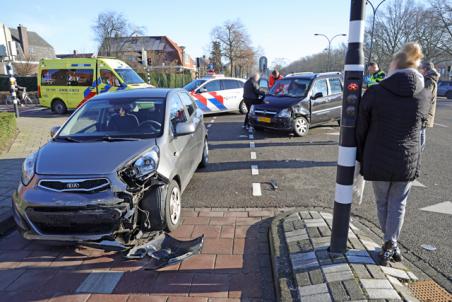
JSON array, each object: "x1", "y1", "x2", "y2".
[
  {"x1": 0, "y1": 112, "x2": 16, "y2": 153},
  {"x1": 138, "y1": 72, "x2": 193, "y2": 88}
]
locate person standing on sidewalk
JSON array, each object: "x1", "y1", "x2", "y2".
[
  {"x1": 243, "y1": 73, "x2": 263, "y2": 128},
  {"x1": 356, "y1": 43, "x2": 430, "y2": 266},
  {"x1": 269, "y1": 69, "x2": 283, "y2": 89},
  {"x1": 366, "y1": 62, "x2": 386, "y2": 87},
  {"x1": 419, "y1": 61, "x2": 440, "y2": 150}
]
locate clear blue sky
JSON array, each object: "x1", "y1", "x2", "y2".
[{"x1": 1, "y1": 0, "x2": 427, "y2": 65}]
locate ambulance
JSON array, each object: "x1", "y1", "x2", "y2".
[
  {"x1": 38, "y1": 58, "x2": 151, "y2": 114},
  {"x1": 183, "y1": 75, "x2": 246, "y2": 114}
]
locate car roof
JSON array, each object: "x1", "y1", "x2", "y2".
[
  {"x1": 200, "y1": 77, "x2": 245, "y2": 82},
  {"x1": 285, "y1": 72, "x2": 342, "y2": 80},
  {"x1": 92, "y1": 88, "x2": 181, "y2": 100}
]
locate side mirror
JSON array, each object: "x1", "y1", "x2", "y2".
[
  {"x1": 197, "y1": 87, "x2": 207, "y2": 93},
  {"x1": 50, "y1": 126, "x2": 60, "y2": 137},
  {"x1": 175, "y1": 121, "x2": 196, "y2": 136},
  {"x1": 311, "y1": 92, "x2": 324, "y2": 100}
]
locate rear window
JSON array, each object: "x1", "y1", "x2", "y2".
[
  {"x1": 41, "y1": 69, "x2": 93, "y2": 86},
  {"x1": 222, "y1": 80, "x2": 241, "y2": 90}
]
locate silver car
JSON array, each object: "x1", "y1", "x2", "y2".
[{"x1": 12, "y1": 88, "x2": 208, "y2": 249}]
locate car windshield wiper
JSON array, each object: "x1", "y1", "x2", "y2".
[
  {"x1": 98, "y1": 136, "x2": 142, "y2": 142},
  {"x1": 54, "y1": 136, "x2": 82, "y2": 143}
]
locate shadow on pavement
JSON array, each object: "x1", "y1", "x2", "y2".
[{"x1": 0, "y1": 214, "x2": 276, "y2": 301}]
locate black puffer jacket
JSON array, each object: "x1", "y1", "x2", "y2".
[
  {"x1": 243, "y1": 77, "x2": 261, "y2": 101},
  {"x1": 356, "y1": 70, "x2": 430, "y2": 181}
]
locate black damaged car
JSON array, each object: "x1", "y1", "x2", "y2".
[{"x1": 249, "y1": 72, "x2": 343, "y2": 136}]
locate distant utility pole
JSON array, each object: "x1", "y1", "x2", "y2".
[
  {"x1": 329, "y1": 0, "x2": 366, "y2": 254},
  {"x1": 366, "y1": 0, "x2": 386, "y2": 68},
  {"x1": 314, "y1": 33, "x2": 347, "y2": 71}
]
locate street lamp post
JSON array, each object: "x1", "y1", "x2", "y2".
[
  {"x1": 329, "y1": 0, "x2": 366, "y2": 254},
  {"x1": 314, "y1": 33, "x2": 347, "y2": 71},
  {"x1": 366, "y1": 0, "x2": 386, "y2": 67}
]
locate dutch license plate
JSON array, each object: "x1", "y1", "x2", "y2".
[{"x1": 257, "y1": 117, "x2": 271, "y2": 123}]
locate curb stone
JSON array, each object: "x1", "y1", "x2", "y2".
[{"x1": 269, "y1": 207, "x2": 448, "y2": 302}]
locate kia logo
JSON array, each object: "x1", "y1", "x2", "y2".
[{"x1": 66, "y1": 183, "x2": 80, "y2": 189}]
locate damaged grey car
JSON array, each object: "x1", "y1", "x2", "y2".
[{"x1": 12, "y1": 88, "x2": 208, "y2": 268}]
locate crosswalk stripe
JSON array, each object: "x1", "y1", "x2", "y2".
[
  {"x1": 250, "y1": 142, "x2": 255, "y2": 148},
  {"x1": 76, "y1": 271, "x2": 123, "y2": 294},
  {"x1": 251, "y1": 165, "x2": 259, "y2": 175},
  {"x1": 434, "y1": 123, "x2": 448, "y2": 128},
  {"x1": 250, "y1": 152, "x2": 257, "y2": 160},
  {"x1": 420, "y1": 201, "x2": 452, "y2": 215},
  {"x1": 412, "y1": 180, "x2": 426, "y2": 188},
  {"x1": 252, "y1": 183, "x2": 262, "y2": 196}
]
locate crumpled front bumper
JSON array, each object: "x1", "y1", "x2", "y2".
[{"x1": 249, "y1": 115, "x2": 293, "y2": 131}]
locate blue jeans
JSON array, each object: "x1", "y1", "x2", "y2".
[{"x1": 372, "y1": 181, "x2": 413, "y2": 245}]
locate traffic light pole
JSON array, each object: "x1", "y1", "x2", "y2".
[{"x1": 329, "y1": 0, "x2": 366, "y2": 254}]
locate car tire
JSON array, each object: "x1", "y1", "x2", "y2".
[
  {"x1": 141, "y1": 180, "x2": 182, "y2": 232},
  {"x1": 293, "y1": 116, "x2": 309, "y2": 137},
  {"x1": 239, "y1": 100, "x2": 248, "y2": 114},
  {"x1": 198, "y1": 139, "x2": 209, "y2": 168},
  {"x1": 164, "y1": 180, "x2": 182, "y2": 232},
  {"x1": 51, "y1": 99, "x2": 67, "y2": 114}
]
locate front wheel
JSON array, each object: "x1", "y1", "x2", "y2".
[
  {"x1": 165, "y1": 180, "x2": 182, "y2": 232},
  {"x1": 239, "y1": 100, "x2": 248, "y2": 114},
  {"x1": 293, "y1": 116, "x2": 310, "y2": 137},
  {"x1": 51, "y1": 99, "x2": 67, "y2": 114}
]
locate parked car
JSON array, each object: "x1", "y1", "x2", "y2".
[
  {"x1": 183, "y1": 75, "x2": 247, "y2": 114},
  {"x1": 12, "y1": 88, "x2": 208, "y2": 248},
  {"x1": 249, "y1": 72, "x2": 343, "y2": 136},
  {"x1": 437, "y1": 80, "x2": 452, "y2": 99}
]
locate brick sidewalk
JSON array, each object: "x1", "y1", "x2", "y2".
[
  {"x1": 0, "y1": 111, "x2": 66, "y2": 233},
  {"x1": 0, "y1": 208, "x2": 285, "y2": 301}
]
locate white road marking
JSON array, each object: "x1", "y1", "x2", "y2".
[
  {"x1": 213, "y1": 116, "x2": 217, "y2": 120},
  {"x1": 248, "y1": 128, "x2": 253, "y2": 134},
  {"x1": 434, "y1": 123, "x2": 448, "y2": 128},
  {"x1": 76, "y1": 271, "x2": 123, "y2": 294},
  {"x1": 239, "y1": 135, "x2": 247, "y2": 138},
  {"x1": 252, "y1": 183, "x2": 262, "y2": 196},
  {"x1": 327, "y1": 132, "x2": 340, "y2": 136},
  {"x1": 251, "y1": 165, "x2": 259, "y2": 175},
  {"x1": 250, "y1": 152, "x2": 257, "y2": 160},
  {"x1": 210, "y1": 119, "x2": 215, "y2": 123},
  {"x1": 412, "y1": 180, "x2": 426, "y2": 188},
  {"x1": 249, "y1": 134, "x2": 254, "y2": 140},
  {"x1": 207, "y1": 124, "x2": 212, "y2": 128},
  {"x1": 420, "y1": 201, "x2": 452, "y2": 215},
  {"x1": 250, "y1": 142, "x2": 255, "y2": 148}
]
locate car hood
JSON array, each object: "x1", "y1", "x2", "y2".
[
  {"x1": 258, "y1": 96, "x2": 303, "y2": 110},
  {"x1": 36, "y1": 139, "x2": 156, "y2": 175}
]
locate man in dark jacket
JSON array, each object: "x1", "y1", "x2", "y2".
[
  {"x1": 419, "y1": 61, "x2": 440, "y2": 149},
  {"x1": 356, "y1": 67, "x2": 430, "y2": 265},
  {"x1": 243, "y1": 73, "x2": 263, "y2": 127}
]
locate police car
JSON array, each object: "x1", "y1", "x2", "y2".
[{"x1": 183, "y1": 75, "x2": 247, "y2": 114}]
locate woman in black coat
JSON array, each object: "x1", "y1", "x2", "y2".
[{"x1": 356, "y1": 43, "x2": 430, "y2": 265}]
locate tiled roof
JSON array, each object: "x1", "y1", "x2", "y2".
[{"x1": 9, "y1": 28, "x2": 53, "y2": 49}]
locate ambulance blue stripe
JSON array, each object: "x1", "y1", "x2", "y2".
[
  {"x1": 208, "y1": 98, "x2": 227, "y2": 110},
  {"x1": 195, "y1": 100, "x2": 210, "y2": 112}
]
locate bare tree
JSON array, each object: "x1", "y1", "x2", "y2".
[
  {"x1": 93, "y1": 11, "x2": 144, "y2": 57},
  {"x1": 430, "y1": 0, "x2": 452, "y2": 56},
  {"x1": 211, "y1": 20, "x2": 254, "y2": 77},
  {"x1": 13, "y1": 55, "x2": 37, "y2": 76}
]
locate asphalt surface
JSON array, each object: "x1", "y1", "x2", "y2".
[{"x1": 184, "y1": 99, "x2": 452, "y2": 284}]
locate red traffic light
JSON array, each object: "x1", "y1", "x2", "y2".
[{"x1": 347, "y1": 82, "x2": 359, "y2": 91}]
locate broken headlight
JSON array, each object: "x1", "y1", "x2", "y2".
[
  {"x1": 22, "y1": 152, "x2": 37, "y2": 186},
  {"x1": 133, "y1": 146, "x2": 159, "y2": 180}
]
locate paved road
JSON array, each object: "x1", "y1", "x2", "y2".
[
  {"x1": 184, "y1": 99, "x2": 452, "y2": 283},
  {"x1": 0, "y1": 100, "x2": 450, "y2": 292}
]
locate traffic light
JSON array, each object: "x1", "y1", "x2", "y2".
[
  {"x1": 196, "y1": 57, "x2": 201, "y2": 69},
  {"x1": 137, "y1": 48, "x2": 148, "y2": 67}
]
